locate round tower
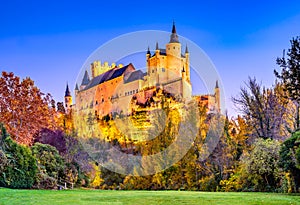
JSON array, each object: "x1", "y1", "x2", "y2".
[
  {"x1": 65, "y1": 83, "x2": 73, "y2": 113},
  {"x1": 185, "y1": 44, "x2": 190, "y2": 82},
  {"x1": 166, "y1": 22, "x2": 182, "y2": 78},
  {"x1": 214, "y1": 80, "x2": 221, "y2": 113}
]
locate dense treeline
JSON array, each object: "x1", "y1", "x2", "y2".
[
  {"x1": 0, "y1": 37, "x2": 300, "y2": 192},
  {"x1": 0, "y1": 125, "x2": 93, "y2": 189}
]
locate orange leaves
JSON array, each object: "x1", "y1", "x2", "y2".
[{"x1": 0, "y1": 71, "x2": 56, "y2": 145}]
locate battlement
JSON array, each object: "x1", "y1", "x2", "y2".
[{"x1": 91, "y1": 61, "x2": 124, "y2": 78}]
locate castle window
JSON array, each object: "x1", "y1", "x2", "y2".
[
  {"x1": 136, "y1": 89, "x2": 138, "y2": 93},
  {"x1": 162, "y1": 68, "x2": 165, "y2": 72},
  {"x1": 173, "y1": 46, "x2": 175, "y2": 49},
  {"x1": 102, "y1": 98, "x2": 104, "y2": 103},
  {"x1": 125, "y1": 92, "x2": 127, "y2": 96},
  {"x1": 95, "y1": 101, "x2": 98, "y2": 105},
  {"x1": 133, "y1": 90, "x2": 135, "y2": 94},
  {"x1": 152, "y1": 69, "x2": 154, "y2": 73},
  {"x1": 130, "y1": 91, "x2": 132, "y2": 95}
]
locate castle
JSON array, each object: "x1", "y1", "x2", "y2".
[{"x1": 64, "y1": 23, "x2": 220, "y2": 118}]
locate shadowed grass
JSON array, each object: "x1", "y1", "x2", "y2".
[{"x1": 0, "y1": 188, "x2": 299, "y2": 205}]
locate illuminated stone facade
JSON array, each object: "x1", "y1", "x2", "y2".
[{"x1": 67, "y1": 23, "x2": 220, "y2": 119}]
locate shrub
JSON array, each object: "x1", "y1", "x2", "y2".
[
  {"x1": 31, "y1": 143, "x2": 64, "y2": 179},
  {"x1": 33, "y1": 172, "x2": 57, "y2": 189},
  {"x1": 198, "y1": 175, "x2": 218, "y2": 191}
]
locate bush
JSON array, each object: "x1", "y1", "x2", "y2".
[
  {"x1": 31, "y1": 143, "x2": 64, "y2": 179},
  {"x1": 33, "y1": 172, "x2": 57, "y2": 189},
  {"x1": 198, "y1": 175, "x2": 218, "y2": 191}
]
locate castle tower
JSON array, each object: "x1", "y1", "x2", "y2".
[
  {"x1": 166, "y1": 22, "x2": 182, "y2": 79},
  {"x1": 75, "y1": 83, "x2": 79, "y2": 94},
  {"x1": 65, "y1": 83, "x2": 73, "y2": 113},
  {"x1": 185, "y1": 45, "x2": 190, "y2": 82},
  {"x1": 182, "y1": 66, "x2": 185, "y2": 77},
  {"x1": 91, "y1": 61, "x2": 101, "y2": 78},
  {"x1": 146, "y1": 46, "x2": 152, "y2": 87},
  {"x1": 146, "y1": 46, "x2": 151, "y2": 60},
  {"x1": 214, "y1": 80, "x2": 221, "y2": 113}
]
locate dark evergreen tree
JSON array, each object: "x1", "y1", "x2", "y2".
[{"x1": 274, "y1": 36, "x2": 300, "y2": 130}]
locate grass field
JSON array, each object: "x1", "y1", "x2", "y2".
[{"x1": 0, "y1": 188, "x2": 299, "y2": 205}]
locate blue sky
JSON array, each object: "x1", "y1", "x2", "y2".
[{"x1": 1, "y1": 0, "x2": 300, "y2": 116}]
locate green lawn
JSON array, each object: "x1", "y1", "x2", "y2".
[{"x1": 0, "y1": 188, "x2": 299, "y2": 205}]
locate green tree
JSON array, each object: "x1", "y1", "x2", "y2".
[
  {"x1": 31, "y1": 143, "x2": 64, "y2": 189},
  {"x1": 279, "y1": 131, "x2": 300, "y2": 192},
  {"x1": 0, "y1": 124, "x2": 38, "y2": 188},
  {"x1": 242, "y1": 138, "x2": 281, "y2": 191}
]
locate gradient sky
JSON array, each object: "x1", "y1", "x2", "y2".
[{"x1": 1, "y1": 0, "x2": 300, "y2": 116}]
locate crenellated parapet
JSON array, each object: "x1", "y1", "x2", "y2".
[{"x1": 91, "y1": 61, "x2": 123, "y2": 78}]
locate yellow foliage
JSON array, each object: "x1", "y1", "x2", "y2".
[{"x1": 90, "y1": 163, "x2": 103, "y2": 188}]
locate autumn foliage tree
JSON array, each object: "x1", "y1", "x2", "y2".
[
  {"x1": 0, "y1": 71, "x2": 56, "y2": 145},
  {"x1": 233, "y1": 78, "x2": 288, "y2": 140}
]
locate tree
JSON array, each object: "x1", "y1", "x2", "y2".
[
  {"x1": 0, "y1": 124, "x2": 38, "y2": 188},
  {"x1": 34, "y1": 129, "x2": 93, "y2": 187},
  {"x1": 0, "y1": 72, "x2": 56, "y2": 145},
  {"x1": 34, "y1": 129, "x2": 67, "y2": 154},
  {"x1": 31, "y1": 143, "x2": 65, "y2": 189},
  {"x1": 243, "y1": 138, "x2": 281, "y2": 191},
  {"x1": 57, "y1": 102, "x2": 65, "y2": 113},
  {"x1": 279, "y1": 131, "x2": 300, "y2": 192},
  {"x1": 274, "y1": 36, "x2": 300, "y2": 130},
  {"x1": 233, "y1": 78, "x2": 287, "y2": 140}
]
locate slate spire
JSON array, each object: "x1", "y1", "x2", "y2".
[
  {"x1": 169, "y1": 21, "x2": 179, "y2": 43},
  {"x1": 65, "y1": 83, "x2": 71, "y2": 97},
  {"x1": 185, "y1": 44, "x2": 189, "y2": 53},
  {"x1": 81, "y1": 70, "x2": 90, "y2": 86}
]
